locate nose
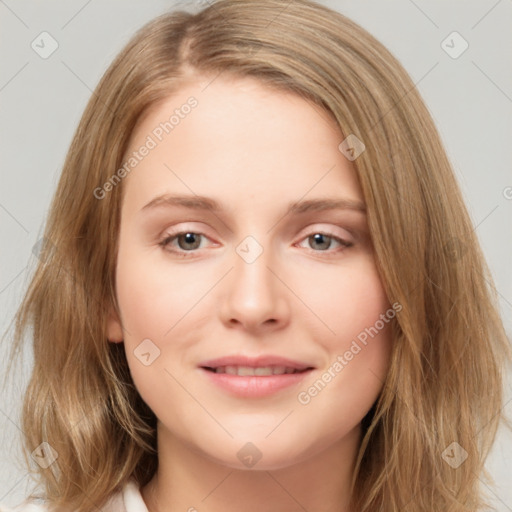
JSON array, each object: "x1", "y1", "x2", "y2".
[{"x1": 219, "y1": 240, "x2": 290, "y2": 334}]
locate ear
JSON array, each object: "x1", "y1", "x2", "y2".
[{"x1": 107, "y1": 306, "x2": 124, "y2": 343}]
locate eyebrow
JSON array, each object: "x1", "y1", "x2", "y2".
[{"x1": 141, "y1": 194, "x2": 366, "y2": 215}]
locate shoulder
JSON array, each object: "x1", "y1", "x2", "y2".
[{"x1": 0, "y1": 480, "x2": 147, "y2": 512}]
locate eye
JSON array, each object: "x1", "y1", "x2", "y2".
[
  {"x1": 297, "y1": 232, "x2": 353, "y2": 253},
  {"x1": 158, "y1": 229, "x2": 353, "y2": 258},
  {"x1": 159, "y1": 231, "x2": 212, "y2": 256}
]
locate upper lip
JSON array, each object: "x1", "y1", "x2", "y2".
[{"x1": 199, "y1": 355, "x2": 314, "y2": 371}]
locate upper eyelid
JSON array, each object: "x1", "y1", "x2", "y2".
[{"x1": 159, "y1": 222, "x2": 353, "y2": 239}]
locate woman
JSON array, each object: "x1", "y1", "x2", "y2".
[{"x1": 4, "y1": 0, "x2": 510, "y2": 511}]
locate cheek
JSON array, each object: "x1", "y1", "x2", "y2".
[
  {"x1": 113, "y1": 245, "x2": 215, "y2": 400},
  {"x1": 114, "y1": 246, "x2": 209, "y2": 338},
  {"x1": 304, "y1": 255, "x2": 394, "y2": 394},
  {"x1": 304, "y1": 254, "x2": 392, "y2": 345}
]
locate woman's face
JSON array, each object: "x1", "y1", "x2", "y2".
[{"x1": 108, "y1": 75, "x2": 394, "y2": 470}]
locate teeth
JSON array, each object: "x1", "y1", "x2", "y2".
[
  {"x1": 255, "y1": 367, "x2": 273, "y2": 376},
  {"x1": 212, "y1": 366, "x2": 300, "y2": 376},
  {"x1": 238, "y1": 366, "x2": 255, "y2": 376}
]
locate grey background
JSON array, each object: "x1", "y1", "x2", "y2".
[{"x1": 1, "y1": 0, "x2": 511, "y2": 508}]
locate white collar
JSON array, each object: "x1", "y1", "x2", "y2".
[{"x1": 121, "y1": 480, "x2": 149, "y2": 512}]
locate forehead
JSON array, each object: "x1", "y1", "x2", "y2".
[{"x1": 120, "y1": 75, "x2": 363, "y2": 215}]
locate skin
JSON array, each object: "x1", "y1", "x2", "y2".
[{"x1": 107, "y1": 75, "x2": 393, "y2": 512}]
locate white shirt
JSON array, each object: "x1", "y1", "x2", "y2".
[{"x1": 0, "y1": 480, "x2": 148, "y2": 512}]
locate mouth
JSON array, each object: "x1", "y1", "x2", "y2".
[
  {"x1": 201, "y1": 365, "x2": 312, "y2": 376},
  {"x1": 198, "y1": 355, "x2": 315, "y2": 397}
]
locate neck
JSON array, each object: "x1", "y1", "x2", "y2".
[{"x1": 141, "y1": 424, "x2": 361, "y2": 512}]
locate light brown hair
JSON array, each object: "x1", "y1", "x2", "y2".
[{"x1": 6, "y1": 0, "x2": 511, "y2": 510}]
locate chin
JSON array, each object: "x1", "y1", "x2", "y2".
[
  {"x1": 209, "y1": 452, "x2": 304, "y2": 472},
  {"x1": 196, "y1": 435, "x2": 316, "y2": 472}
]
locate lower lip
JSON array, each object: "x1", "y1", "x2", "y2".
[{"x1": 200, "y1": 368, "x2": 313, "y2": 398}]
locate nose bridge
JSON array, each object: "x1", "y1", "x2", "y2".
[
  {"x1": 220, "y1": 234, "x2": 288, "y2": 329},
  {"x1": 233, "y1": 234, "x2": 277, "y2": 303}
]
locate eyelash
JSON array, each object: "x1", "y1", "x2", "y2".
[{"x1": 158, "y1": 230, "x2": 353, "y2": 258}]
